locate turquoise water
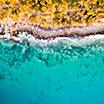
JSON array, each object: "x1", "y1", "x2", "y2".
[{"x1": 0, "y1": 38, "x2": 104, "y2": 104}]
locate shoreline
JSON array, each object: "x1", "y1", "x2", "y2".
[
  {"x1": 1, "y1": 34, "x2": 104, "y2": 47},
  {"x1": 0, "y1": 19, "x2": 104, "y2": 43}
]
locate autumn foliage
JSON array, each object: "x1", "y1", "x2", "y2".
[{"x1": 0, "y1": 0, "x2": 104, "y2": 27}]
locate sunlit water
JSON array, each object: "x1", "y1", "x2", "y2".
[{"x1": 0, "y1": 37, "x2": 104, "y2": 104}]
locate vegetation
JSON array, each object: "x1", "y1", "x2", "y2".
[{"x1": 0, "y1": 0, "x2": 104, "y2": 27}]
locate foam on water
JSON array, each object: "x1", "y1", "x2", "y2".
[{"x1": 0, "y1": 35, "x2": 104, "y2": 104}]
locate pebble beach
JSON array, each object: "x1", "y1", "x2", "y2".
[{"x1": 0, "y1": 18, "x2": 104, "y2": 45}]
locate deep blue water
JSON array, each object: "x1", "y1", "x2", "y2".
[{"x1": 0, "y1": 38, "x2": 104, "y2": 104}]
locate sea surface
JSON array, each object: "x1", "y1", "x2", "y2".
[{"x1": 0, "y1": 36, "x2": 104, "y2": 104}]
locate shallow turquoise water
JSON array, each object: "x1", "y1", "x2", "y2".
[{"x1": 0, "y1": 38, "x2": 104, "y2": 104}]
